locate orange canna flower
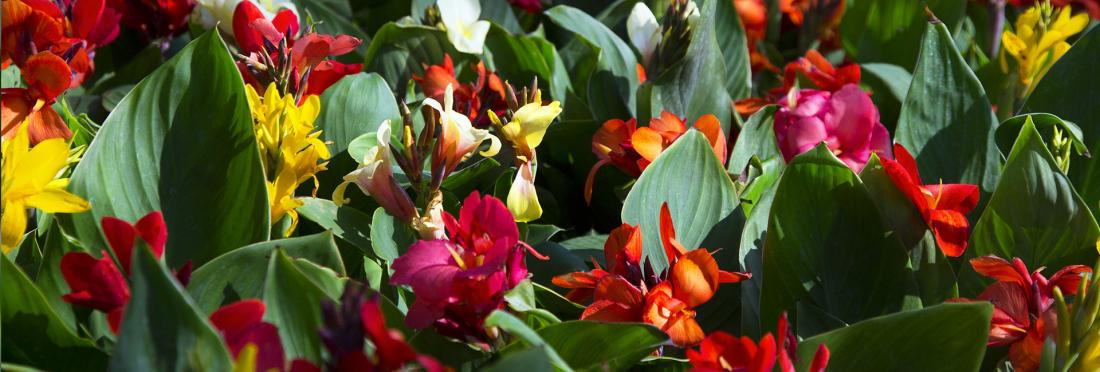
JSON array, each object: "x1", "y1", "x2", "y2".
[
  {"x1": 586, "y1": 112, "x2": 727, "y2": 203},
  {"x1": 1, "y1": 52, "x2": 74, "y2": 144}
]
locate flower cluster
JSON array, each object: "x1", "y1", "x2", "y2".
[
  {"x1": 1002, "y1": 2, "x2": 1088, "y2": 96},
  {"x1": 554, "y1": 203, "x2": 749, "y2": 346}
]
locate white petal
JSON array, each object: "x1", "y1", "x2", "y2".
[
  {"x1": 376, "y1": 120, "x2": 392, "y2": 150},
  {"x1": 438, "y1": 0, "x2": 481, "y2": 26},
  {"x1": 627, "y1": 2, "x2": 660, "y2": 65}
]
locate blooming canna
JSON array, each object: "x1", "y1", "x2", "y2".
[
  {"x1": 413, "y1": 54, "x2": 507, "y2": 126},
  {"x1": 335, "y1": 122, "x2": 418, "y2": 223},
  {"x1": 880, "y1": 144, "x2": 980, "y2": 257},
  {"x1": 586, "y1": 112, "x2": 727, "y2": 203},
  {"x1": 426, "y1": 84, "x2": 501, "y2": 179},
  {"x1": 687, "y1": 312, "x2": 829, "y2": 372},
  {"x1": 957, "y1": 255, "x2": 1091, "y2": 372},
  {"x1": 553, "y1": 203, "x2": 749, "y2": 346},
  {"x1": 437, "y1": 0, "x2": 491, "y2": 55},
  {"x1": 1, "y1": 122, "x2": 89, "y2": 252},
  {"x1": 245, "y1": 83, "x2": 330, "y2": 236},
  {"x1": 773, "y1": 84, "x2": 892, "y2": 172},
  {"x1": 1002, "y1": 2, "x2": 1089, "y2": 95},
  {"x1": 390, "y1": 192, "x2": 544, "y2": 342}
]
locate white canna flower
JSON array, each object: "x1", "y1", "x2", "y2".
[
  {"x1": 627, "y1": 2, "x2": 660, "y2": 67},
  {"x1": 437, "y1": 0, "x2": 491, "y2": 54},
  {"x1": 423, "y1": 84, "x2": 501, "y2": 173}
]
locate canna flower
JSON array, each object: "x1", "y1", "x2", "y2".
[
  {"x1": 733, "y1": 0, "x2": 776, "y2": 73},
  {"x1": 736, "y1": 49, "x2": 860, "y2": 117},
  {"x1": 61, "y1": 212, "x2": 176, "y2": 333},
  {"x1": 955, "y1": 256, "x2": 1091, "y2": 372},
  {"x1": 209, "y1": 300, "x2": 288, "y2": 372},
  {"x1": 334, "y1": 122, "x2": 418, "y2": 223},
  {"x1": 1, "y1": 53, "x2": 73, "y2": 144},
  {"x1": 553, "y1": 203, "x2": 749, "y2": 347},
  {"x1": 425, "y1": 84, "x2": 501, "y2": 179},
  {"x1": 585, "y1": 112, "x2": 727, "y2": 203},
  {"x1": 508, "y1": 0, "x2": 542, "y2": 13},
  {"x1": 319, "y1": 282, "x2": 445, "y2": 371},
  {"x1": 437, "y1": 0, "x2": 491, "y2": 55},
  {"x1": 1002, "y1": 2, "x2": 1089, "y2": 95},
  {"x1": 773, "y1": 84, "x2": 892, "y2": 173},
  {"x1": 1, "y1": 122, "x2": 89, "y2": 252},
  {"x1": 879, "y1": 144, "x2": 980, "y2": 257},
  {"x1": 245, "y1": 83, "x2": 330, "y2": 236},
  {"x1": 493, "y1": 90, "x2": 563, "y2": 161},
  {"x1": 687, "y1": 312, "x2": 829, "y2": 372},
  {"x1": 506, "y1": 160, "x2": 542, "y2": 222},
  {"x1": 413, "y1": 54, "x2": 507, "y2": 125},
  {"x1": 390, "y1": 192, "x2": 544, "y2": 342},
  {"x1": 107, "y1": 0, "x2": 194, "y2": 40},
  {"x1": 627, "y1": 2, "x2": 660, "y2": 68}
]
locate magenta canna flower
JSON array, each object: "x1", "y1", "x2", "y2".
[
  {"x1": 390, "y1": 192, "x2": 545, "y2": 342},
  {"x1": 773, "y1": 84, "x2": 892, "y2": 172}
]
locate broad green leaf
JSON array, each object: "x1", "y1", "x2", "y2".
[
  {"x1": 715, "y1": 0, "x2": 752, "y2": 100},
  {"x1": 727, "y1": 105, "x2": 781, "y2": 174},
  {"x1": 737, "y1": 157, "x2": 783, "y2": 337},
  {"x1": 896, "y1": 21, "x2": 1002, "y2": 194},
  {"x1": 363, "y1": 23, "x2": 478, "y2": 93},
  {"x1": 545, "y1": 5, "x2": 639, "y2": 121},
  {"x1": 860, "y1": 63, "x2": 912, "y2": 130},
  {"x1": 622, "y1": 130, "x2": 738, "y2": 271},
  {"x1": 296, "y1": 197, "x2": 374, "y2": 254},
  {"x1": 316, "y1": 73, "x2": 400, "y2": 155},
  {"x1": 188, "y1": 232, "x2": 345, "y2": 314},
  {"x1": 484, "y1": 26, "x2": 572, "y2": 103},
  {"x1": 67, "y1": 31, "x2": 269, "y2": 268},
  {"x1": 796, "y1": 303, "x2": 992, "y2": 371},
  {"x1": 995, "y1": 114, "x2": 1088, "y2": 159},
  {"x1": 111, "y1": 245, "x2": 232, "y2": 371},
  {"x1": 370, "y1": 207, "x2": 415, "y2": 263},
  {"x1": 972, "y1": 118, "x2": 1100, "y2": 269},
  {"x1": 262, "y1": 250, "x2": 340, "y2": 363},
  {"x1": 1, "y1": 254, "x2": 108, "y2": 370},
  {"x1": 760, "y1": 144, "x2": 917, "y2": 336},
  {"x1": 1021, "y1": 27, "x2": 1100, "y2": 216},
  {"x1": 642, "y1": 0, "x2": 735, "y2": 132},
  {"x1": 534, "y1": 320, "x2": 669, "y2": 371},
  {"x1": 839, "y1": 0, "x2": 966, "y2": 69},
  {"x1": 522, "y1": 224, "x2": 564, "y2": 245},
  {"x1": 484, "y1": 345, "x2": 556, "y2": 372},
  {"x1": 486, "y1": 311, "x2": 573, "y2": 371},
  {"x1": 527, "y1": 242, "x2": 589, "y2": 287},
  {"x1": 533, "y1": 282, "x2": 585, "y2": 321}
]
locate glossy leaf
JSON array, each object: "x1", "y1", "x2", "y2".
[
  {"x1": 316, "y1": 73, "x2": 400, "y2": 155},
  {"x1": 545, "y1": 5, "x2": 639, "y2": 122},
  {"x1": 727, "y1": 105, "x2": 781, "y2": 174},
  {"x1": 67, "y1": 31, "x2": 269, "y2": 268}
]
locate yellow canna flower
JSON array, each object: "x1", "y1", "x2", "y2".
[
  {"x1": 492, "y1": 92, "x2": 563, "y2": 161},
  {"x1": 1, "y1": 122, "x2": 89, "y2": 253},
  {"x1": 507, "y1": 160, "x2": 542, "y2": 222},
  {"x1": 1002, "y1": 2, "x2": 1088, "y2": 96},
  {"x1": 245, "y1": 83, "x2": 330, "y2": 236}
]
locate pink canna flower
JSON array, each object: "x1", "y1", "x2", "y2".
[
  {"x1": 773, "y1": 84, "x2": 892, "y2": 172},
  {"x1": 390, "y1": 192, "x2": 545, "y2": 342}
]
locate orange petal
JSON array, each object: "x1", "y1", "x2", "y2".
[
  {"x1": 659, "y1": 203, "x2": 688, "y2": 263},
  {"x1": 632, "y1": 126, "x2": 665, "y2": 162},
  {"x1": 1, "y1": 89, "x2": 33, "y2": 138},
  {"x1": 593, "y1": 275, "x2": 644, "y2": 307},
  {"x1": 604, "y1": 224, "x2": 643, "y2": 275},
  {"x1": 582, "y1": 299, "x2": 642, "y2": 322},
  {"x1": 26, "y1": 106, "x2": 71, "y2": 144},
  {"x1": 694, "y1": 114, "x2": 727, "y2": 165},
  {"x1": 719, "y1": 270, "x2": 752, "y2": 283},
  {"x1": 584, "y1": 159, "x2": 609, "y2": 205},
  {"x1": 670, "y1": 249, "x2": 720, "y2": 307},
  {"x1": 970, "y1": 256, "x2": 1028, "y2": 286},
  {"x1": 24, "y1": 52, "x2": 72, "y2": 100},
  {"x1": 650, "y1": 111, "x2": 687, "y2": 139}
]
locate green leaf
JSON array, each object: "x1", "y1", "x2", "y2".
[
  {"x1": 486, "y1": 311, "x2": 573, "y2": 371},
  {"x1": 796, "y1": 303, "x2": 992, "y2": 371},
  {"x1": 839, "y1": 0, "x2": 966, "y2": 70},
  {"x1": 316, "y1": 73, "x2": 400, "y2": 155},
  {"x1": 760, "y1": 144, "x2": 917, "y2": 336},
  {"x1": 1021, "y1": 27, "x2": 1100, "y2": 216},
  {"x1": 727, "y1": 105, "x2": 781, "y2": 174},
  {"x1": 995, "y1": 114, "x2": 1088, "y2": 158},
  {"x1": 737, "y1": 157, "x2": 783, "y2": 337},
  {"x1": 545, "y1": 5, "x2": 639, "y2": 122},
  {"x1": 860, "y1": 63, "x2": 912, "y2": 130},
  {"x1": 188, "y1": 232, "x2": 345, "y2": 314},
  {"x1": 33, "y1": 224, "x2": 84, "y2": 331},
  {"x1": 523, "y1": 224, "x2": 564, "y2": 245},
  {"x1": 67, "y1": 31, "x2": 269, "y2": 268},
  {"x1": 363, "y1": 23, "x2": 479, "y2": 93},
  {"x1": 296, "y1": 197, "x2": 374, "y2": 254},
  {"x1": 1, "y1": 254, "x2": 108, "y2": 370},
  {"x1": 715, "y1": 0, "x2": 752, "y2": 100},
  {"x1": 484, "y1": 26, "x2": 572, "y2": 103},
  {"x1": 262, "y1": 250, "x2": 340, "y2": 363},
  {"x1": 622, "y1": 130, "x2": 739, "y2": 271},
  {"x1": 484, "y1": 345, "x2": 556, "y2": 372},
  {"x1": 972, "y1": 118, "x2": 1100, "y2": 270},
  {"x1": 896, "y1": 21, "x2": 1002, "y2": 194},
  {"x1": 111, "y1": 245, "x2": 232, "y2": 371},
  {"x1": 642, "y1": 0, "x2": 735, "y2": 132},
  {"x1": 534, "y1": 320, "x2": 669, "y2": 371},
  {"x1": 370, "y1": 207, "x2": 414, "y2": 263}
]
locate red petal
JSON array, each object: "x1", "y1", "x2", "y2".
[
  {"x1": 970, "y1": 256, "x2": 1029, "y2": 286},
  {"x1": 808, "y1": 344, "x2": 830, "y2": 372},
  {"x1": 659, "y1": 203, "x2": 688, "y2": 263},
  {"x1": 209, "y1": 299, "x2": 266, "y2": 335},
  {"x1": 232, "y1": 1, "x2": 266, "y2": 54},
  {"x1": 1049, "y1": 265, "x2": 1092, "y2": 295},
  {"x1": 70, "y1": 0, "x2": 105, "y2": 39},
  {"x1": 101, "y1": 216, "x2": 138, "y2": 274},
  {"x1": 750, "y1": 333, "x2": 777, "y2": 372},
  {"x1": 303, "y1": 60, "x2": 361, "y2": 97},
  {"x1": 604, "y1": 224, "x2": 642, "y2": 276},
  {"x1": 107, "y1": 307, "x2": 125, "y2": 334},
  {"x1": 134, "y1": 211, "x2": 168, "y2": 259},
  {"x1": 326, "y1": 35, "x2": 361, "y2": 56},
  {"x1": 891, "y1": 144, "x2": 923, "y2": 185},
  {"x1": 23, "y1": 52, "x2": 71, "y2": 100},
  {"x1": 925, "y1": 183, "x2": 980, "y2": 214},
  {"x1": 928, "y1": 209, "x2": 970, "y2": 257},
  {"x1": 271, "y1": 8, "x2": 300, "y2": 37},
  {"x1": 361, "y1": 297, "x2": 418, "y2": 370},
  {"x1": 60, "y1": 251, "x2": 130, "y2": 312}
]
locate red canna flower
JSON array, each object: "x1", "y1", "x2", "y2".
[
  {"x1": 879, "y1": 144, "x2": 980, "y2": 257},
  {"x1": 735, "y1": 49, "x2": 860, "y2": 117},
  {"x1": 209, "y1": 300, "x2": 287, "y2": 371},
  {"x1": 687, "y1": 312, "x2": 829, "y2": 372},
  {"x1": 554, "y1": 203, "x2": 749, "y2": 347},
  {"x1": 60, "y1": 211, "x2": 191, "y2": 333},
  {"x1": 413, "y1": 54, "x2": 508, "y2": 126},
  {"x1": 956, "y1": 256, "x2": 1090, "y2": 372},
  {"x1": 1, "y1": 53, "x2": 72, "y2": 144},
  {"x1": 107, "y1": 0, "x2": 194, "y2": 40},
  {"x1": 508, "y1": 0, "x2": 542, "y2": 13},
  {"x1": 585, "y1": 112, "x2": 727, "y2": 203},
  {"x1": 390, "y1": 192, "x2": 545, "y2": 343}
]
